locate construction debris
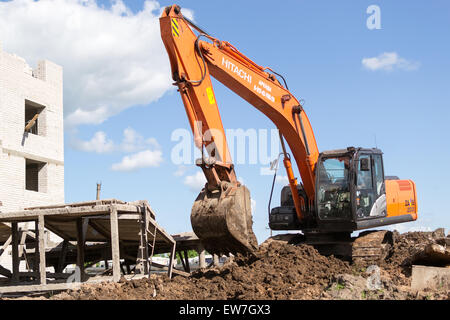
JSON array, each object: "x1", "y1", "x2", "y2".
[
  {"x1": 411, "y1": 265, "x2": 450, "y2": 292},
  {"x1": 409, "y1": 238, "x2": 450, "y2": 266}
]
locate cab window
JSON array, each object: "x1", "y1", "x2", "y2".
[
  {"x1": 373, "y1": 154, "x2": 385, "y2": 197},
  {"x1": 356, "y1": 154, "x2": 386, "y2": 219},
  {"x1": 317, "y1": 157, "x2": 352, "y2": 220},
  {"x1": 357, "y1": 155, "x2": 372, "y2": 190}
]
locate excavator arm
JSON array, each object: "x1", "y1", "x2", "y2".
[
  {"x1": 160, "y1": 6, "x2": 322, "y2": 254},
  {"x1": 161, "y1": 6, "x2": 319, "y2": 232}
]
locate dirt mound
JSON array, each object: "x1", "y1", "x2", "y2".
[
  {"x1": 52, "y1": 241, "x2": 351, "y2": 300},
  {"x1": 322, "y1": 272, "x2": 449, "y2": 300},
  {"x1": 4, "y1": 230, "x2": 448, "y2": 300},
  {"x1": 380, "y1": 230, "x2": 445, "y2": 286}
]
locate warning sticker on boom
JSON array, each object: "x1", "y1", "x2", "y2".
[
  {"x1": 171, "y1": 19, "x2": 179, "y2": 37},
  {"x1": 206, "y1": 87, "x2": 215, "y2": 104}
]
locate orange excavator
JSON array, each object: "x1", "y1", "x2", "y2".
[{"x1": 160, "y1": 5, "x2": 418, "y2": 263}]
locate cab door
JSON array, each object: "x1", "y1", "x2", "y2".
[{"x1": 355, "y1": 153, "x2": 387, "y2": 219}]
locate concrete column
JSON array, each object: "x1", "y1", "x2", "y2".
[
  {"x1": 213, "y1": 254, "x2": 219, "y2": 267},
  {"x1": 198, "y1": 247, "x2": 206, "y2": 269}
]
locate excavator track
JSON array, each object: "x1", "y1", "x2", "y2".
[
  {"x1": 351, "y1": 230, "x2": 394, "y2": 266},
  {"x1": 262, "y1": 230, "x2": 394, "y2": 266}
]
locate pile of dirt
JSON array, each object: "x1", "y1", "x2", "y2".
[
  {"x1": 380, "y1": 229, "x2": 446, "y2": 286},
  {"x1": 4, "y1": 230, "x2": 449, "y2": 300},
  {"x1": 51, "y1": 241, "x2": 352, "y2": 300}
]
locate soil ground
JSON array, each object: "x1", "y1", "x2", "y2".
[{"x1": 3, "y1": 230, "x2": 449, "y2": 300}]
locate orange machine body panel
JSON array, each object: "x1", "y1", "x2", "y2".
[{"x1": 385, "y1": 179, "x2": 418, "y2": 220}]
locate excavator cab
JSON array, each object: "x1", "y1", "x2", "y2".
[
  {"x1": 315, "y1": 147, "x2": 388, "y2": 229},
  {"x1": 270, "y1": 147, "x2": 411, "y2": 233}
]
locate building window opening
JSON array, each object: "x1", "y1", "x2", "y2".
[
  {"x1": 25, "y1": 159, "x2": 47, "y2": 192},
  {"x1": 25, "y1": 100, "x2": 45, "y2": 135}
]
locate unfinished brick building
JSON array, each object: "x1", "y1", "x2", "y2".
[{"x1": 0, "y1": 44, "x2": 64, "y2": 213}]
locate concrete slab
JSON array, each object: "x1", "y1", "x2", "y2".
[{"x1": 411, "y1": 265, "x2": 450, "y2": 292}]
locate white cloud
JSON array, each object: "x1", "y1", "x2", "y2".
[
  {"x1": 184, "y1": 171, "x2": 206, "y2": 192},
  {"x1": 72, "y1": 127, "x2": 160, "y2": 153},
  {"x1": 362, "y1": 52, "x2": 420, "y2": 71},
  {"x1": 251, "y1": 198, "x2": 256, "y2": 214},
  {"x1": 73, "y1": 131, "x2": 114, "y2": 153},
  {"x1": 120, "y1": 127, "x2": 160, "y2": 153},
  {"x1": 276, "y1": 175, "x2": 289, "y2": 185},
  {"x1": 0, "y1": 0, "x2": 194, "y2": 129},
  {"x1": 111, "y1": 149, "x2": 163, "y2": 171},
  {"x1": 173, "y1": 165, "x2": 188, "y2": 177},
  {"x1": 180, "y1": 7, "x2": 194, "y2": 21}
]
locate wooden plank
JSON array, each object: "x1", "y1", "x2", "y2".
[
  {"x1": 44, "y1": 221, "x2": 73, "y2": 241},
  {"x1": 25, "y1": 199, "x2": 126, "y2": 210},
  {"x1": 167, "y1": 241, "x2": 176, "y2": 279},
  {"x1": 38, "y1": 215, "x2": 46, "y2": 285},
  {"x1": 89, "y1": 214, "x2": 142, "y2": 220},
  {"x1": 34, "y1": 220, "x2": 40, "y2": 281},
  {"x1": 87, "y1": 219, "x2": 110, "y2": 240},
  {"x1": 56, "y1": 240, "x2": 69, "y2": 273},
  {"x1": 0, "y1": 204, "x2": 139, "y2": 222},
  {"x1": 198, "y1": 247, "x2": 206, "y2": 269},
  {"x1": 127, "y1": 200, "x2": 156, "y2": 219},
  {"x1": 136, "y1": 207, "x2": 149, "y2": 275},
  {"x1": 18, "y1": 227, "x2": 28, "y2": 258},
  {"x1": 76, "y1": 218, "x2": 85, "y2": 279},
  {"x1": 16, "y1": 271, "x2": 72, "y2": 279},
  {"x1": 213, "y1": 254, "x2": 220, "y2": 267},
  {"x1": 24, "y1": 113, "x2": 40, "y2": 132},
  {"x1": 150, "y1": 261, "x2": 189, "y2": 277},
  {"x1": 0, "y1": 273, "x2": 154, "y2": 294},
  {"x1": 0, "y1": 235, "x2": 12, "y2": 257},
  {"x1": 0, "y1": 282, "x2": 82, "y2": 294},
  {"x1": 147, "y1": 215, "x2": 175, "y2": 245},
  {"x1": 110, "y1": 205, "x2": 121, "y2": 282},
  {"x1": 183, "y1": 250, "x2": 191, "y2": 273},
  {"x1": 82, "y1": 217, "x2": 90, "y2": 241},
  {"x1": 11, "y1": 222, "x2": 19, "y2": 282},
  {"x1": 178, "y1": 251, "x2": 187, "y2": 272},
  {"x1": 0, "y1": 265, "x2": 12, "y2": 278}
]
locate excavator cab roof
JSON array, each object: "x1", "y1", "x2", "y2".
[{"x1": 319, "y1": 147, "x2": 383, "y2": 158}]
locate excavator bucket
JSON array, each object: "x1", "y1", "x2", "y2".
[{"x1": 191, "y1": 184, "x2": 258, "y2": 256}]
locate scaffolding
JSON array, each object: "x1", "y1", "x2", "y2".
[{"x1": 0, "y1": 199, "x2": 177, "y2": 294}]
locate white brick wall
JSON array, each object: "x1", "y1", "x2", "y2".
[
  {"x1": 0, "y1": 47, "x2": 64, "y2": 213},
  {"x1": 0, "y1": 47, "x2": 65, "y2": 274}
]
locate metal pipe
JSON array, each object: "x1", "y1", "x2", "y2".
[
  {"x1": 96, "y1": 183, "x2": 101, "y2": 200},
  {"x1": 278, "y1": 132, "x2": 304, "y2": 221}
]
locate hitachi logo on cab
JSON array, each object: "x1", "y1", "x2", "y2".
[{"x1": 222, "y1": 57, "x2": 252, "y2": 84}]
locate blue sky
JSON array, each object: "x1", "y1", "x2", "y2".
[{"x1": 1, "y1": 0, "x2": 449, "y2": 241}]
